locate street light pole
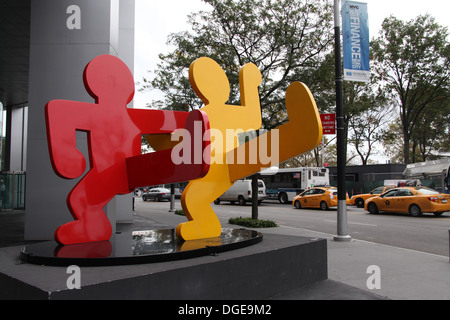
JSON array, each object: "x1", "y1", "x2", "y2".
[{"x1": 333, "y1": 0, "x2": 351, "y2": 242}]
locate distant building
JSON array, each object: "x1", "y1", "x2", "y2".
[{"x1": 328, "y1": 163, "x2": 406, "y2": 195}]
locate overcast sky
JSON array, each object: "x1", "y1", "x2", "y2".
[{"x1": 133, "y1": 0, "x2": 450, "y2": 107}]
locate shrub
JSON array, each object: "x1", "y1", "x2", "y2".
[
  {"x1": 174, "y1": 209, "x2": 185, "y2": 216},
  {"x1": 228, "y1": 217, "x2": 278, "y2": 228}
]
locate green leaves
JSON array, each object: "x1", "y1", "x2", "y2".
[
  {"x1": 371, "y1": 14, "x2": 449, "y2": 163},
  {"x1": 145, "y1": 0, "x2": 333, "y2": 128},
  {"x1": 141, "y1": 3, "x2": 449, "y2": 165}
]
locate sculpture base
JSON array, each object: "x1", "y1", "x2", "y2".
[
  {"x1": 19, "y1": 228, "x2": 262, "y2": 267},
  {"x1": 0, "y1": 233, "x2": 327, "y2": 300}
]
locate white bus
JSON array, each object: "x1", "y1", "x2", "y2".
[{"x1": 259, "y1": 167, "x2": 330, "y2": 204}]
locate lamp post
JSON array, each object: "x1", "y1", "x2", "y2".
[{"x1": 333, "y1": 0, "x2": 351, "y2": 242}]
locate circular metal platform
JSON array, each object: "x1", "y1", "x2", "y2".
[{"x1": 20, "y1": 228, "x2": 263, "y2": 267}]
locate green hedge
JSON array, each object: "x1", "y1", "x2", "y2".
[
  {"x1": 228, "y1": 217, "x2": 278, "y2": 228},
  {"x1": 174, "y1": 209, "x2": 185, "y2": 216},
  {"x1": 175, "y1": 210, "x2": 278, "y2": 228}
]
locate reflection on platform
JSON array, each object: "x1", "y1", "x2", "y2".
[
  {"x1": 20, "y1": 228, "x2": 263, "y2": 266},
  {"x1": 55, "y1": 240, "x2": 112, "y2": 258}
]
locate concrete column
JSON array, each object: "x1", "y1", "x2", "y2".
[{"x1": 25, "y1": 0, "x2": 135, "y2": 240}]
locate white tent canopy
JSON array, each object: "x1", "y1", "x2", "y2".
[{"x1": 403, "y1": 159, "x2": 450, "y2": 178}]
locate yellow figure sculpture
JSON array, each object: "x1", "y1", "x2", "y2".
[
  {"x1": 176, "y1": 57, "x2": 323, "y2": 241},
  {"x1": 227, "y1": 81, "x2": 323, "y2": 181},
  {"x1": 176, "y1": 57, "x2": 263, "y2": 240}
]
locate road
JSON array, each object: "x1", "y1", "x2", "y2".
[{"x1": 134, "y1": 198, "x2": 450, "y2": 257}]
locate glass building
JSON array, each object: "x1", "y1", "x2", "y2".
[{"x1": 0, "y1": 1, "x2": 30, "y2": 210}]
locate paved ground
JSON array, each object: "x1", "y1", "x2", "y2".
[
  {"x1": 1, "y1": 204, "x2": 449, "y2": 300},
  {"x1": 129, "y1": 201, "x2": 450, "y2": 300}
]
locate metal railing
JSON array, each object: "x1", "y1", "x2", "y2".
[{"x1": 0, "y1": 171, "x2": 26, "y2": 211}]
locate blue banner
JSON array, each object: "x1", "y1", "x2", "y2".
[{"x1": 342, "y1": 1, "x2": 370, "y2": 83}]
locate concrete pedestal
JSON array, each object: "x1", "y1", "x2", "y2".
[{"x1": 0, "y1": 234, "x2": 327, "y2": 300}]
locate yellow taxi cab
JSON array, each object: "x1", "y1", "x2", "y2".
[
  {"x1": 364, "y1": 186, "x2": 450, "y2": 217},
  {"x1": 292, "y1": 187, "x2": 350, "y2": 210},
  {"x1": 350, "y1": 186, "x2": 395, "y2": 208}
]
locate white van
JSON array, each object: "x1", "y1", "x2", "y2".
[{"x1": 214, "y1": 179, "x2": 267, "y2": 205}]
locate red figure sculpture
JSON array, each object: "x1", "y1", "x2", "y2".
[{"x1": 45, "y1": 55, "x2": 210, "y2": 245}]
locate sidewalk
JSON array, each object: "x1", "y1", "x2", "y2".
[
  {"x1": 1, "y1": 205, "x2": 449, "y2": 300},
  {"x1": 264, "y1": 226, "x2": 450, "y2": 300},
  {"x1": 129, "y1": 203, "x2": 450, "y2": 300}
]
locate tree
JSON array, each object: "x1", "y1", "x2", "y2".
[
  {"x1": 410, "y1": 97, "x2": 450, "y2": 162},
  {"x1": 371, "y1": 15, "x2": 450, "y2": 164},
  {"x1": 381, "y1": 95, "x2": 450, "y2": 164},
  {"x1": 348, "y1": 104, "x2": 391, "y2": 165},
  {"x1": 141, "y1": 0, "x2": 334, "y2": 129},
  {"x1": 341, "y1": 81, "x2": 372, "y2": 163},
  {"x1": 382, "y1": 119, "x2": 405, "y2": 163},
  {"x1": 141, "y1": 0, "x2": 335, "y2": 221},
  {"x1": 345, "y1": 72, "x2": 392, "y2": 165},
  {"x1": 280, "y1": 136, "x2": 335, "y2": 168}
]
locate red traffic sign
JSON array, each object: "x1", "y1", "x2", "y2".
[{"x1": 320, "y1": 113, "x2": 336, "y2": 135}]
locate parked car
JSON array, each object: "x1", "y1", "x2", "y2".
[
  {"x1": 350, "y1": 186, "x2": 396, "y2": 208},
  {"x1": 364, "y1": 186, "x2": 450, "y2": 216},
  {"x1": 292, "y1": 187, "x2": 349, "y2": 210},
  {"x1": 174, "y1": 188, "x2": 183, "y2": 199},
  {"x1": 214, "y1": 179, "x2": 267, "y2": 206},
  {"x1": 142, "y1": 188, "x2": 171, "y2": 202}
]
